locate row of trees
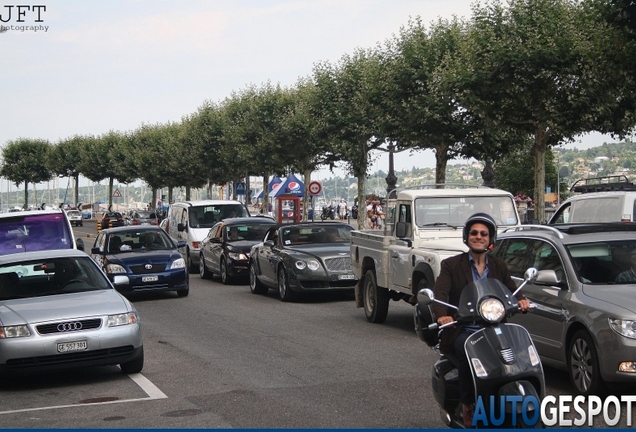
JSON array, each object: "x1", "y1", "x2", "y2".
[{"x1": 2, "y1": 0, "x2": 636, "y2": 223}]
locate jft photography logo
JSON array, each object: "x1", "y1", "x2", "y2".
[{"x1": 0, "y1": 4, "x2": 48, "y2": 33}]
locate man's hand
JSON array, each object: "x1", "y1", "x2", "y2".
[
  {"x1": 518, "y1": 298, "x2": 531, "y2": 313},
  {"x1": 437, "y1": 315, "x2": 454, "y2": 326}
]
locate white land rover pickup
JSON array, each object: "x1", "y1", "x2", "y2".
[{"x1": 350, "y1": 186, "x2": 521, "y2": 323}]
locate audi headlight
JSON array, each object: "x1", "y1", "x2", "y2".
[
  {"x1": 609, "y1": 318, "x2": 636, "y2": 339},
  {"x1": 0, "y1": 325, "x2": 31, "y2": 338},
  {"x1": 479, "y1": 298, "x2": 506, "y2": 323},
  {"x1": 105, "y1": 263, "x2": 126, "y2": 274},
  {"x1": 169, "y1": 258, "x2": 186, "y2": 269},
  {"x1": 107, "y1": 312, "x2": 139, "y2": 327}
]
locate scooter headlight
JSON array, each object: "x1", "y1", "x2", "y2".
[{"x1": 479, "y1": 298, "x2": 506, "y2": 323}]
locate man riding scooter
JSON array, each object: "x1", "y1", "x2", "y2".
[{"x1": 431, "y1": 213, "x2": 530, "y2": 427}]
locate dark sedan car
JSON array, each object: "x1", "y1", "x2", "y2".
[
  {"x1": 101, "y1": 211, "x2": 125, "y2": 228},
  {"x1": 199, "y1": 217, "x2": 277, "y2": 284},
  {"x1": 90, "y1": 226, "x2": 189, "y2": 297},
  {"x1": 248, "y1": 222, "x2": 357, "y2": 301}
]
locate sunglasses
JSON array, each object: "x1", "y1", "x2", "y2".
[{"x1": 469, "y1": 230, "x2": 490, "y2": 237}]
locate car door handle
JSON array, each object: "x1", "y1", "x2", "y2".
[{"x1": 391, "y1": 253, "x2": 399, "y2": 258}]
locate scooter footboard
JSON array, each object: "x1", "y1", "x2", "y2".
[{"x1": 432, "y1": 358, "x2": 460, "y2": 407}]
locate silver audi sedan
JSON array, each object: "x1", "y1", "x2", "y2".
[{"x1": 0, "y1": 249, "x2": 143, "y2": 375}]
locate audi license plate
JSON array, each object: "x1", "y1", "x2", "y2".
[
  {"x1": 57, "y1": 341, "x2": 87, "y2": 353},
  {"x1": 142, "y1": 275, "x2": 158, "y2": 282},
  {"x1": 338, "y1": 274, "x2": 355, "y2": 280}
]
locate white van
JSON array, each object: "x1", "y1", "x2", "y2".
[
  {"x1": 549, "y1": 191, "x2": 636, "y2": 223},
  {"x1": 165, "y1": 200, "x2": 250, "y2": 271},
  {"x1": 0, "y1": 209, "x2": 84, "y2": 255}
]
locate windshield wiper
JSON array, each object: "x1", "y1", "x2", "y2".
[{"x1": 422, "y1": 222, "x2": 457, "y2": 229}]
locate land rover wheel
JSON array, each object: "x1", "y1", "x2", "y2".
[{"x1": 363, "y1": 270, "x2": 389, "y2": 323}]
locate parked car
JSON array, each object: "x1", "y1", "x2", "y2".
[
  {"x1": 66, "y1": 209, "x2": 83, "y2": 227},
  {"x1": 0, "y1": 209, "x2": 84, "y2": 254},
  {"x1": 199, "y1": 217, "x2": 277, "y2": 284},
  {"x1": 492, "y1": 223, "x2": 636, "y2": 395},
  {"x1": 165, "y1": 200, "x2": 251, "y2": 272},
  {"x1": 0, "y1": 249, "x2": 144, "y2": 374},
  {"x1": 549, "y1": 175, "x2": 636, "y2": 224},
  {"x1": 127, "y1": 210, "x2": 158, "y2": 226},
  {"x1": 249, "y1": 222, "x2": 357, "y2": 301},
  {"x1": 89, "y1": 226, "x2": 189, "y2": 297},
  {"x1": 101, "y1": 211, "x2": 125, "y2": 228}
]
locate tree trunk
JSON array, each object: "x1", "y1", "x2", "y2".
[
  {"x1": 434, "y1": 143, "x2": 449, "y2": 186},
  {"x1": 23, "y1": 182, "x2": 28, "y2": 210},
  {"x1": 356, "y1": 140, "x2": 369, "y2": 229},
  {"x1": 74, "y1": 174, "x2": 80, "y2": 206},
  {"x1": 108, "y1": 177, "x2": 114, "y2": 210},
  {"x1": 532, "y1": 127, "x2": 548, "y2": 223},
  {"x1": 185, "y1": 186, "x2": 191, "y2": 201},
  {"x1": 262, "y1": 175, "x2": 269, "y2": 215},
  {"x1": 303, "y1": 168, "x2": 312, "y2": 222}
]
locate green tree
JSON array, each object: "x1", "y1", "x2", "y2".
[
  {"x1": 312, "y1": 49, "x2": 386, "y2": 227},
  {"x1": 0, "y1": 138, "x2": 52, "y2": 209},
  {"x1": 450, "y1": 0, "x2": 619, "y2": 221},
  {"x1": 49, "y1": 135, "x2": 84, "y2": 207},
  {"x1": 79, "y1": 131, "x2": 136, "y2": 209}
]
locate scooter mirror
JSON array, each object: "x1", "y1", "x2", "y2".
[
  {"x1": 417, "y1": 288, "x2": 435, "y2": 305},
  {"x1": 524, "y1": 267, "x2": 538, "y2": 282}
]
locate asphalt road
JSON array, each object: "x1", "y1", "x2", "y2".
[{"x1": 0, "y1": 221, "x2": 633, "y2": 428}]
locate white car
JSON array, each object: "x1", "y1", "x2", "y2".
[
  {"x1": 66, "y1": 209, "x2": 83, "y2": 227},
  {"x1": 0, "y1": 249, "x2": 144, "y2": 375}
]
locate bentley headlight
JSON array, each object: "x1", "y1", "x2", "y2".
[
  {"x1": 107, "y1": 312, "x2": 139, "y2": 327},
  {"x1": 105, "y1": 263, "x2": 126, "y2": 274},
  {"x1": 479, "y1": 298, "x2": 506, "y2": 323},
  {"x1": 609, "y1": 318, "x2": 636, "y2": 339},
  {"x1": 307, "y1": 260, "x2": 320, "y2": 271},
  {"x1": 295, "y1": 259, "x2": 321, "y2": 271},
  {"x1": 0, "y1": 325, "x2": 31, "y2": 338}
]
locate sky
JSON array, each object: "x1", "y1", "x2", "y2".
[{"x1": 0, "y1": 0, "x2": 626, "y2": 192}]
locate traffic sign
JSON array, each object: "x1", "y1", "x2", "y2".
[
  {"x1": 308, "y1": 181, "x2": 322, "y2": 195},
  {"x1": 235, "y1": 182, "x2": 245, "y2": 196},
  {"x1": 113, "y1": 188, "x2": 122, "y2": 198}
]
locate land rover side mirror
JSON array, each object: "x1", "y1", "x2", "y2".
[
  {"x1": 395, "y1": 221, "x2": 412, "y2": 247},
  {"x1": 177, "y1": 223, "x2": 186, "y2": 232}
]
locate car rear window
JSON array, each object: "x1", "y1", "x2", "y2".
[{"x1": 0, "y1": 213, "x2": 74, "y2": 255}]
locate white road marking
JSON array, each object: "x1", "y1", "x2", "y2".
[{"x1": 0, "y1": 371, "x2": 167, "y2": 415}]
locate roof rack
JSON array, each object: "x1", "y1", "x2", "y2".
[
  {"x1": 570, "y1": 175, "x2": 636, "y2": 193},
  {"x1": 501, "y1": 225, "x2": 564, "y2": 239}
]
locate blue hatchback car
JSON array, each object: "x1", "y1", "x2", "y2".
[{"x1": 90, "y1": 226, "x2": 189, "y2": 297}]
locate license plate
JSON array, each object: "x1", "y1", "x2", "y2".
[
  {"x1": 57, "y1": 340, "x2": 87, "y2": 353},
  {"x1": 142, "y1": 275, "x2": 159, "y2": 282},
  {"x1": 338, "y1": 274, "x2": 355, "y2": 280}
]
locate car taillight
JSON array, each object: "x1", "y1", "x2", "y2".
[
  {"x1": 132, "y1": 219, "x2": 138, "y2": 225},
  {"x1": 153, "y1": 220, "x2": 158, "y2": 225}
]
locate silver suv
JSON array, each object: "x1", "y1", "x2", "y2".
[{"x1": 492, "y1": 223, "x2": 636, "y2": 395}]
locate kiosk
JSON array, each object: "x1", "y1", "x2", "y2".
[{"x1": 275, "y1": 195, "x2": 302, "y2": 224}]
